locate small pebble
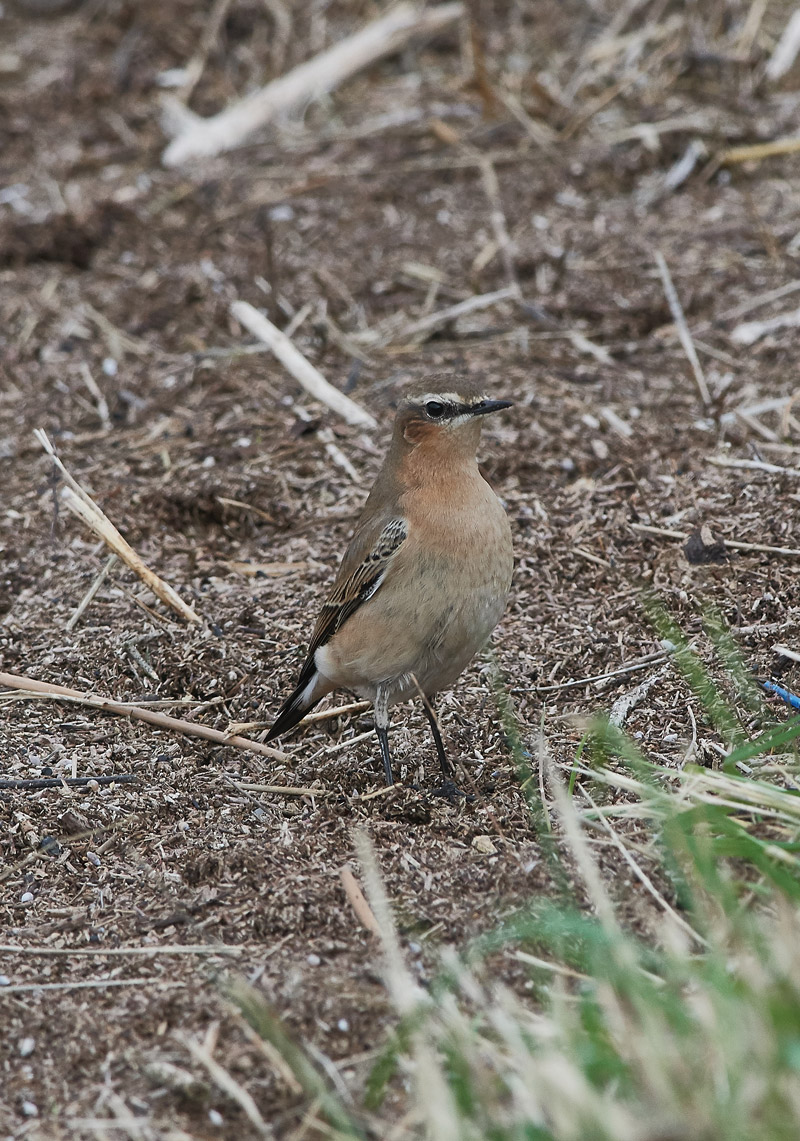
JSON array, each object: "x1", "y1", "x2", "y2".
[
  {"x1": 0, "y1": 975, "x2": 10, "y2": 986},
  {"x1": 208, "y1": 1108, "x2": 224, "y2": 1126},
  {"x1": 337, "y1": 1019, "x2": 349, "y2": 1033},
  {"x1": 87, "y1": 851, "x2": 101, "y2": 867},
  {"x1": 202, "y1": 455, "x2": 216, "y2": 468},
  {"x1": 102, "y1": 357, "x2": 118, "y2": 376},
  {"x1": 21, "y1": 1101, "x2": 38, "y2": 1117},
  {"x1": 20, "y1": 892, "x2": 34, "y2": 905},
  {"x1": 306, "y1": 953, "x2": 321, "y2": 967},
  {"x1": 471, "y1": 834, "x2": 497, "y2": 855},
  {"x1": 235, "y1": 437, "x2": 252, "y2": 448},
  {"x1": 19, "y1": 1037, "x2": 35, "y2": 1058}
]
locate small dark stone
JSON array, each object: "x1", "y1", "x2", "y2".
[
  {"x1": 38, "y1": 836, "x2": 61, "y2": 857},
  {"x1": 684, "y1": 524, "x2": 729, "y2": 565},
  {"x1": 431, "y1": 779, "x2": 471, "y2": 803}
]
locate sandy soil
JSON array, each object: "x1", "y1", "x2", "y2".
[{"x1": 1, "y1": 1, "x2": 799, "y2": 1136}]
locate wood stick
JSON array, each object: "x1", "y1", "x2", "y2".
[
  {"x1": 705, "y1": 455, "x2": 800, "y2": 478},
  {"x1": 0, "y1": 978, "x2": 185, "y2": 994},
  {"x1": 731, "y1": 306, "x2": 800, "y2": 346},
  {"x1": 301, "y1": 700, "x2": 370, "y2": 724},
  {"x1": 0, "y1": 944, "x2": 245, "y2": 956},
  {"x1": 0, "y1": 671, "x2": 290, "y2": 762},
  {"x1": 162, "y1": 2, "x2": 464, "y2": 166},
  {"x1": 34, "y1": 430, "x2": 201, "y2": 625},
  {"x1": 233, "y1": 782, "x2": 335, "y2": 797},
  {"x1": 339, "y1": 864, "x2": 381, "y2": 937},
  {"x1": 0, "y1": 775, "x2": 136, "y2": 791},
  {"x1": 531, "y1": 653, "x2": 669, "y2": 694},
  {"x1": 630, "y1": 521, "x2": 800, "y2": 557},
  {"x1": 66, "y1": 554, "x2": 117, "y2": 631},
  {"x1": 766, "y1": 10, "x2": 800, "y2": 80},
  {"x1": 718, "y1": 137, "x2": 800, "y2": 166},
  {"x1": 230, "y1": 301, "x2": 376, "y2": 428},
  {"x1": 362, "y1": 285, "x2": 517, "y2": 348},
  {"x1": 653, "y1": 251, "x2": 711, "y2": 408},
  {"x1": 178, "y1": 1031, "x2": 271, "y2": 1138}
]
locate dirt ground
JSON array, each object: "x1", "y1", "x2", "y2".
[{"x1": 1, "y1": 1, "x2": 800, "y2": 1137}]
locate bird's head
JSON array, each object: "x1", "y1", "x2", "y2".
[{"x1": 395, "y1": 375, "x2": 512, "y2": 452}]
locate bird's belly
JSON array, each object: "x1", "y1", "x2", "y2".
[{"x1": 316, "y1": 526, "x2": 512, "y2": 702}]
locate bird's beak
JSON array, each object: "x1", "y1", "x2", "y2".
[{"x1": 469, "y1": 399, "x2": 513, "y2": 417}]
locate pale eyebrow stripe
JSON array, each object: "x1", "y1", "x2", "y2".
[{"x1": 416, "y1": 392, "x2": 488, "y2": 405}]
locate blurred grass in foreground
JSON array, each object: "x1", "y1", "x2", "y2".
[{"x1": 229, "y1": 607, "x2": 800, "y2": 1140}]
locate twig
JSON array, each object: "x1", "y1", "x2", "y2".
[
  {"x1": 718, "y1": 137, "x2": 800, "y2": 166},
  {"x1": 529, "y1": 653, "x2": 668, "y2": 694},
  {"x1": 232, "y1": 782, "x2": 335, "y2": 797},
  {"x1": 0, "y1": 944, "x2": 245, "y2": 956},
  {"x1": 162, "y1": 2, "x2": 464, "y2": 165},
  {"x1": 477, "y1": 157, "x2": 520, "y2": 297},
  {"x1": 608, "y1": 664, "x2": 670, "y2": 728},
  {"x1": 653, "y1": 250, "x2": 711, "y2": 408},
  {"x1": 230, "y1": 301, "x2": 376, "y2": 428},
  {"x1": 300, "y1": 700, "x2": 371, "y2": 724},
  {"x1": 339, "y1": 864, "x2": 381, "y2": 937},
  {"x1": 577, "y1": 782, "x2": 708, "y2": 948},
  {"x1": 67, "y1": 554, "x2": 117, "y2": 631},
  {"x1": 319, "y1": 428, "x2": 361, "y2": 483},
  {"x1": 714, "y1": 279, "x2": 800, "y2": 323},
  {"x1": 0, "y1": 978, "x2": 185, "y2": 994},
  {"x1": 514, "y1": 950, "x2": 588, "y2": 980},
  {"x1": 79, "y1": 363, "x2": 111, "y2": 430},
  {"x1": 630, "y1": 521, "x2": 800, "y2": 558},
  {"x1": 361, "y1": 285, "x2": 516, "y2": 348},
  {"x1": 34, "y1": 430, "x2": 201, "y2": 625},
  {"x1": 705, "y1": 455, "x2": 800, "y2": 478},
  {"x1": 324, "y1": 729, "x2": 373, "y2": 755},
  {"x1": 0, "y1": 775, "x2": 136, "y2": 790},
  {"x1": 0, "y1": 671, "x2": 290, "y2": 762},
  {"x1": 177, "y1": 1030, "x2": 271, "y2": 1137},
  {"x1": 766, "y1": 10, "x2": 800, "y2": 80},
  {"x1": 176, "y1": 0, "x2": 234, "y2": 102},
  {"x1": 83, "y1": 303, "x2": 149, "y2": 359},
  {"x1": 731, "y1": 306, "x2": 800, "y2": 346}
]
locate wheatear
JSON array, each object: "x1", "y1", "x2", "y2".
[{"x1": 266, "y1": 375, "x2": 513, "y2": 785}]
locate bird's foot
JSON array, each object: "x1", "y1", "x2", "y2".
[{"x1": 430, "y1": 778, "x2": 473, "y2": 803}]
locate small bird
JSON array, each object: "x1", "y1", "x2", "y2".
[{"x1": 266, "y1": 374, "x2": 513, "y2": 785}]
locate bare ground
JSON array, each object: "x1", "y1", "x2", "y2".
[{"x1": 1, "y1": 1, "x2": 800, "y2": 1136}]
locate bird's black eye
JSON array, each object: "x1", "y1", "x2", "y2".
[{"x1": 425, "y1": 401, "x2": 445, "y2": 419}]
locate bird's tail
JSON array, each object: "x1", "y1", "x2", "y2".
[{"x1": 265, "y1": 668, "x2": 332, "y2": 742}]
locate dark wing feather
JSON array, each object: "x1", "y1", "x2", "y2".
[
  {"x1": 308, "y1": 516, "x2": 408, "y2": 660},
  {"x1": 269, "y1": 516, "x2": 408, "y2": 726}
]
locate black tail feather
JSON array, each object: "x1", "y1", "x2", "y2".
[{"x1": 265, "y1": 683, "x2": 320, "y2": 742}]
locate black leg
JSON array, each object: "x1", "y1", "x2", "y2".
[
  {"x1": 421, "y1": 697, "x2": 454, "y2": 780},
  {"x1": 374, "y1": 686, "x2": 394, "y2": 785},
  {"x1": 376, "y1": 725, "x2": 394, "y2": 785}
]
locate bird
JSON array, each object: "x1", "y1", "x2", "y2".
[{"x1": 266, "y1": 374, "x2": 514, "y2": 786}]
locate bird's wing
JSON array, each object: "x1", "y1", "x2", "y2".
[
  {"x1": 306, "y1": 516, "x2": 408, "y2": 660},
  {"x1": 266, "y1": 515, "x2": 409, "y2": 741}
]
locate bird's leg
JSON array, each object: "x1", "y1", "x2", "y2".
[
  {"x1": 421, "y1": 695, "x2": 468, "y2": 801},
  {"x1": 421, "y1": 695, "x2": 454, "y2": 780},
  {"x1": 374, "y1": 686, "x2": 394, "y2": 785}
]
